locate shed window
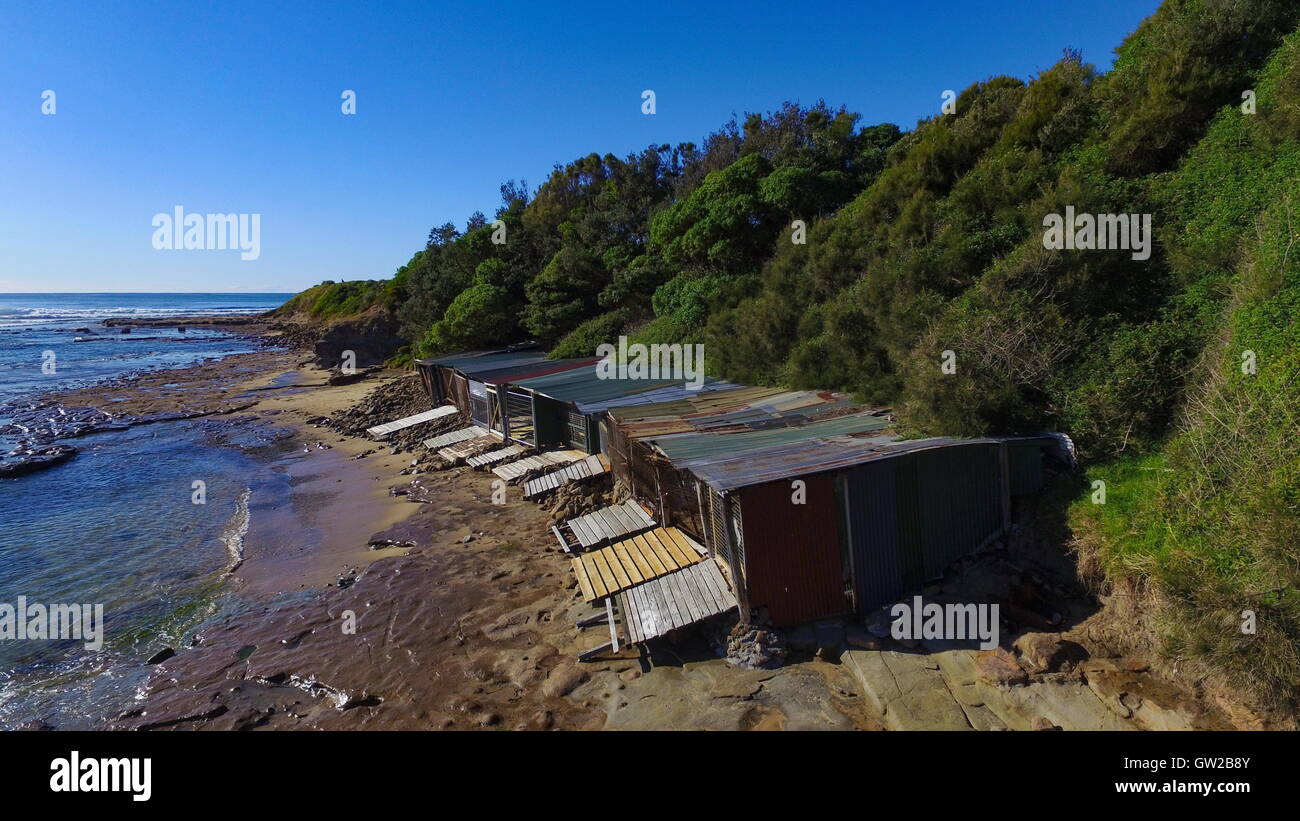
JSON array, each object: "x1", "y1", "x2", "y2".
[
  {"x1": 566, "y1": 409, "x2": 588, "y2": 451},
  {"x1": 505, "y1": 389, "x2": 535, "y2": 446},
  {"x1": 467, "y1": 380, "x2": 490, "y2": 426}
]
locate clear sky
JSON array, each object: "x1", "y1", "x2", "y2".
[{"x1": 0, "y1": 0, "x2": 1162, "y2": 293}]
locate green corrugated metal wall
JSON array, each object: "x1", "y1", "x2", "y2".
[
  {"x1": 844, "y1": 442, "x2": 1010, "y2": 615},
  {"x1": 914, "y1": 444, "x2": 1003, "y2": 579},
  {"x1": 1007, "y1": 441, "x2": 1045, "y2": 495}
]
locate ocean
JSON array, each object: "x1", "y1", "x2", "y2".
[
  {"x1": 0, "y1": 293, "x2": 292, "y2": 408},
  {"x1": 0, "y1": 293, "x2": 295, "y2": 729}
]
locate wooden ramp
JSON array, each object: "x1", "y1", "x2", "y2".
[
  {"x1": 423, "y1": 424, "x2": 489, "y2": 450},
  {"x1": 522, "y1": 454, "x2": 609, "y2": 499},
  {"x1": 492, "y1": 449, "x2": 586, "y2": 483},
  {"x1": 465, "y1": 444, "x2": 527, "y2": 469},
  {"x1": 366, "y1": 405, "x2": 458, "y2": 439},
  {"x1": 437, "y1": 435, "x2": 500, "y2": 465},
  {"x1": 556, "y1": 499, "x2": 656, "y2": 552},
  {"x1": 616, "y1": 559, "x2": 737, "y2": 644},
  {"x1": 571, "y1": 527, "x2": 706, "y2": 603}
]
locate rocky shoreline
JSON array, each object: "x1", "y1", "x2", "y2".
[{"x1": 3, "y1": 316, "x2": 1253, "y2": 731}]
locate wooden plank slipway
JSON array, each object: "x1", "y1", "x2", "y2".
[
  {"x1": 423, "y1": 424, "x2": 489, "y2": 450},
  {"x1": 465, "y1": 444, "x2": 527, "y2": 469},
  {"x1": 560, "y1": 499, "x2": 657, "y2": 551},
  {"x1": 437, "y1": 436, "x2": 499, "y2": 465},
  {"x1": 522, "y1": 454, "x2": 610, "y2": 499},
  {"x1": 366, "y1": 405, "x2": 458, "y2": 439},
  {"x1": 570, "y1": 527, "x2": 706, "y2": 603},
  {"x1": 617, "y1": 558, "x2": 737, "y2": 644},
  {"x1": 492, "y1": 449, "x2": 586, "y2": 483}
]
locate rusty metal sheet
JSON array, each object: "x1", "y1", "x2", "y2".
[{"x1": 736, "y1": 474, "x2": 848, "y2": 626}]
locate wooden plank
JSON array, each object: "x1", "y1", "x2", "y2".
[
  {"x1": 550, "y1": 525, "x2": 569, "y2": 553},
  {"x1": 699, "y1": 560, "x2": 736, "y2": 609},
  {"x1": 616, "y1": 593, "x2": 632, "y2": 644},
  {"x1": 466, "y1": 444, "x2": 525, "y2": 468},
  {"x1": 575, "y1": 610, "x2": 610, "y2": 628},
  {"x1": 603, "y1": 505, "x2": 631, "y2": 534},
  {"x1": 629, "y1": 592, "x2": 644, "y2": 645},
  {"x1": 648, "y1": 583, "x2": 674, "y2": 636},
  {"x1": 578, "y1": 641, "x2": 614, "y2": 662},
  {"x1": 606, "y1": 598, "x2": 619, "y2": 653},
  {"x1": 610, "y1": 540, "x2": 645, "y2": 585},
  {"x1": 582, "y1": 517, "x2": 610, "y2": 548},
  {"x1": 644, "y1": 530, "x2": 686, "y2": 571},
  {"x1": 584, "y1": 517, "x2": 610, "y2": 547},
  {"x1": 677, "y1": 566, "x2": 713, "y2": 614},
  {"x1": 655, "y1": 529, "x2": 692, "y2": 570},
  {"x1": 693, "y1": 563, "x2": 730, "y2": 613},
  {"x1": 605, "y1": 504, "x2": 637, "y2": 534},
  {"x1": 627, "y1": 586, "x2": 645, "y2": 641},
  {"x1": 423, "y1": 424, "x2": 488, "y2": 450},
  {"x1": 620, "y1": 593, "x2": 640, "y2": 644},
  {"x1": 627, "y1": 500, "x2": 655, "y2": 528},
  {"x1": 621, "y1": 537, "x2": 656, "y2": 580},
  {"x1": 686, "y1": 563, "x2": 723, "y2": 612},
  {"x1": 591, "y1": 508, "x2": 618, "y2": 540},
  {"x1": 570, "y1": 518, "x2": 599, "y2": 549},
  {"x1": 671, "y1": 527, "x2": 708, "y2": 562},
  {"x1": 664, "y1": 526, "x2": 707, "y2": 560},
  {"x1": 366, "y1": 405, "x2": 458, "y2": 438},
  {"x1": 624, "y1": 500, "x2": 653, "y2": 528},
  {"x1": 641, "y1": 529, "x2": 679, "y2": 568},
  {"x1": 669, "y1": 576, "x2": 694, "y2": 629},
  {"x1": 637, "y1": 581, "x2": 662, "y2": 636},
  {"x1": 679, "y1": 528, "x2": 709, "y2": 558},
  {"x1": 601, "y1": 545, "x2": 633, "y2": 591},
  {"x1": 580, "y1": 554, "x2": 608, "y2": 599},
  {"x1": 571, "y1": 558, "x2": 596, "y2": 601},
  {"x1": 630, "y1": 534, "x2": 668, "y2": 577},
  {"x1": 632, "y1": 585, "x2": 657, "y2": 639},
  {"x1": 653, "y1": 577, "x2": 685, "y2": 632},
  {"x1": 590, "y1": 551, "x2": 620, "y2": 596},
  {"x1": 673, "y1": 567, "x2": 709, "y2": 619},
  {"x1": 695, "y1": 559, "x2": 726, "y2": 605},
  {"x1": 661, "y1": 528, "x2": 701, "y2": 566},
  {"x1": 676, "y1": 569, "x2": 710, "y2": 622},
  {"x1": 664, "y1": 571, "x2": 699, "y2": 624}
]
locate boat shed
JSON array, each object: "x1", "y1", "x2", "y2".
[
  {"x1": 418, "y1": 346, "x2": 1065, "y2": 630},
  {"x1": 507, "y1": 364, "x2": 738, "y2": 454},
  {"x1": 604, "y1": 391, "x2": 1060, "y2": 626},
  {"x1": 415, "y1": 346, "x2": 544, "y2": 412}
]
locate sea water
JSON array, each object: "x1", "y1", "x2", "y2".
[{"x1": 0, "y1": 293, "x2": 294, "y2": 728}]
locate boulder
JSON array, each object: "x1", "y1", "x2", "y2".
[
  {"x1": 1014, "y1": 633, "x2": 1089, "y2": 674},
  {"x1": 974, "y1": 648, "x2": 1028, "y2": 686}
]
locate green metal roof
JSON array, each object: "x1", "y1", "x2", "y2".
[
  {"x1": 510, "y1": 364, "x2": 684, "y2": 408},
  {"x1": 652, "y1": 412, "x2": 895, "y2": 461}
]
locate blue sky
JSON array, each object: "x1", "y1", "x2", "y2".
[{"x1": 0, "y1": 0, "x2": 1162, "y2": 293}]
